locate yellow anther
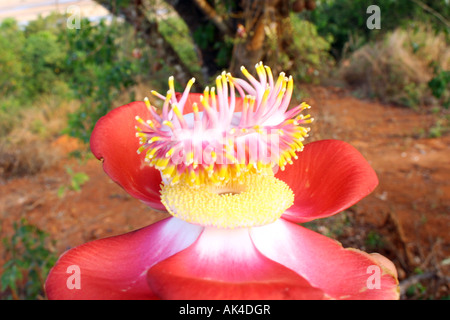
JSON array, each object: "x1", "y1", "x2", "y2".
[
  {"x1": 261, "y1": 87, "x2": 271, "y2": 104},
  {"x1": 275, "y1": 72, "x2": 285, "y2": 90},
  {"x1": 264, "y1": 65, "x2": 273, "y2": 81},
  {"x1": 172, "y1": 104, "x2": 185, "y2": 124},
  {"x1": 165, "y1": 148, "x2": 175, "y2": 158},
  {"x1": 187, "y1": 77, "x2": 196, "y2": 89},
  {"x1": 203, "y1": 86, "x2": 210, "y2": 101},
  {"x1": 162, "y1": 120, "x2": 175, "y2": 130},
  {"x1": 200, "y1": 95, "x2": 211, "y2": 110},
  {"x1": 210, "y1": 87, "x2": 217, "y2": 110},
  {"x1": 185, "y1": 151, "x2": 194, "y2": 165},
  {"x1": 145, "y1": 120, "x2": 156, "y2": 130},
  {"x1": 216, "y1": 76, "x2": 223, "y2": 92},
  {"x1": 145, "y1": 147, "x2": 159, "y2": 159},
  {"x1": 192, "y1": 102, "x2": 200, "y2": 121},
  {"x1": 135, "y1": 116, "x2": 147, "y2": 126},
  {"x1": 162, "y1": 165, "x2": 176, "y2": 178},
  {"x1": 287, "y1": 75, "x2": 293, "y2": 92},
  {"x1": 168, "y1": 76, "x2": 175, "y2": 93},
  {"x1": 240, "y1": 66, "x2": 251, "y2": 79},
  {"x1": 149, "y1": 136, "x2": 162, "y2": 143},
  {"x1": 156, "y1": 157, "x2": 170, "y2": 169},
  {"x1": 137, "y1": 146, "x2": 146, "y2": 154},
  {"x1": 150, "y1": 90, "x2": 166, "y2": 100},
  {"x1": 144, "y1": 97, "x2": 152, "y2": 108}
]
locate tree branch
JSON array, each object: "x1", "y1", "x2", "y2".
[
  {"x1": 164, "y1": 0, "x2": 230, "y2": 78},
  {"x1": 94, "y1": 0, "x2": 204, "y2": 90},
  {"x1": 410, "y1": 0, "x2": 450, "y2": 28},
  {"x1": 192, "y1": 0, "x2": 233, "y2": 35}
]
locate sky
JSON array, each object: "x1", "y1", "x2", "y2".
[{"x1": 0, "y1": 0, "x2": 110, "y2": 24}]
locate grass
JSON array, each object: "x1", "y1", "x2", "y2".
[{"x1": 0, "y1": 97, "x2": 79, "y2": 180}]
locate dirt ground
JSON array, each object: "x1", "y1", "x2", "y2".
[{"x1": 1, "y1": 85, "x2": 449, "y2": 299}]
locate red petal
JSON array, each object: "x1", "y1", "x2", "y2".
[
  {"x1": 90, "y1": 101, "x2": 165, "y2": 211},
  {"x1": 147, "y1": 227, "x2": 324, "y2": 300},
  {"x1": 276, "y1": 139, "x2": 378, "y2": 223},
  {"x1": 250, "y1": 219, "x2": 399, "y2": 300},
  {"x1": 45, "y1": 217, "x2": 203, "y2": 300}
]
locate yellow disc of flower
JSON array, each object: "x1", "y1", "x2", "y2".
[{"x1": 160, "y1": 172, "x2": 294, "y2": 229}]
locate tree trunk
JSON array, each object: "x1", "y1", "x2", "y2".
[
  {"x1": 95, "y1": 0, "x2": 316, "y2": 85},
  {"x1": 95, "y1": 0, "x2": 204, "y2": 90},
  {"x1": 228, "y1": 0, "x2": 291, "y2": 76},
  {"x1": 164, "y1": 0, "x2": 231, "y2": 80}
]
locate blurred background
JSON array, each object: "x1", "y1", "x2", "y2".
[{"x1": 0, "y1": 0, "x2": 448, "y2": 300}]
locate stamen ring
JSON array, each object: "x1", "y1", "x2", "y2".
[{"x1": 160, "y1": 173, "x2": 294, "y2": 229}]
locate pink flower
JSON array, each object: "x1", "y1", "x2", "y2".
[{"x1": 45, "y1": 64, "x2": 399, "y2": 300}]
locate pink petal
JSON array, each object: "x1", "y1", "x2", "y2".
[
  {"x1": 176, "y1": 92, "x2": 202, "y2": 114},
  {"x1": 45, "y1": 217, "x2": 203, "y2": 300},
  {"x1": 90, "y1": 101, "x2": 165, "y2": 211},
  {"x1": 250, "y1": 219, "x2": 399, "y2": 300},
  {"x1": 276, "y1": 139, "x2": 378, "y2": 223},
  {"x1": 147, "y1": 227, "x2": 324, "y2": 300},
  {"x1": 176, "y1": 92, "x2": 244, "y2": 113}
]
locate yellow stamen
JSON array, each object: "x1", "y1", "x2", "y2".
[
  {"x1": 160, "y1": 173, "x2": 294, "y2": 228},
  {"x1": 162, "y1": 120, "x2": 175, "y2": 130}
]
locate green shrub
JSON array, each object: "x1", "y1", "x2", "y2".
[
  {"x1": 0, "y1": 14, "x2": 153, "y2": 143},
  {"x1": 428, "y1": 69, "x2": 450, "y2": 109},
  {"x1": 0, "y1": 20, "x2": 25, "y2": 98},
  {"x1": 21, "y1": 31, "x2": 67, "y2": 98},
  {"x1": 265, "y1": 14, "x2": 334, "y2": 84},
  {"x1": 62, "y1": 18, "x2": 148, "y2": 142},
  {"x1": 304, "y1": 0, "x2": 450, "y2": 59},
  {"x1": 159, "y1": 16, "x2": 202, "y2": 74},
  {"x1": 1, "y1": 219, "x2": 57, "y2": 300},
  {"x1": 339, "y1": 24, "x2": 449, "y2": 108},
  {"x1": 289, "y1": 15, "x2": 335, "y2": 83}
]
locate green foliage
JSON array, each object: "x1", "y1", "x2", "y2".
[
  {"x1": 428, "y1": 116, "x2": 450, "y2": 138},
  {"x1": 304, "y1": 0, "x2": 450, "y2": 58},
  {"x1": 365, "y1": 230, "x2": 385, "y2": 250},
  {"x1": 1, "y1": 219, "x2": 57, "y2": 300},
  {"x1": 0, "y1": 19, "x2": 25, "y2": 97},
  {"x1": 193, "y1": 22, "x2": 216, "y2": 50},
  {"x1": 158, "y1": 17, "x2": 202, "y2": 75},
  {"x1": 0, "y1": 16, "x2": 71, "y2": 137},
  {"x1": 288, "y1": 14, "x2": 334, "y2": 83},
  {"x1": 302, "y1": 211, "x2": 352, "y2": 239},
  {"x1": 428, "y1": 69, "x2": 450, "y2": 109},
  {"x1": 192, "y1": 21, "x2": 232, "y2": 68},
  {"x1": 0, "y1": 14, "x2": 152, "y2": 142},
  {"x1": 62, "y1": 18, "x2": 142, "y2": 143},
  {"x1": 21, "y1": 31, "x2": 67, "y2": 98},
  {"x1": 264, "y1": 14, "x2": 334, "y2": 84},
  {"x1": 0, "y1": 20, "x2": 26, "y2": 136},
  {"x1": 0, "y1": 16, "x2": 69, "y2": 102},
  {"x1": 57, "y1": 167, "x2": 90, "y2": 197}
]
